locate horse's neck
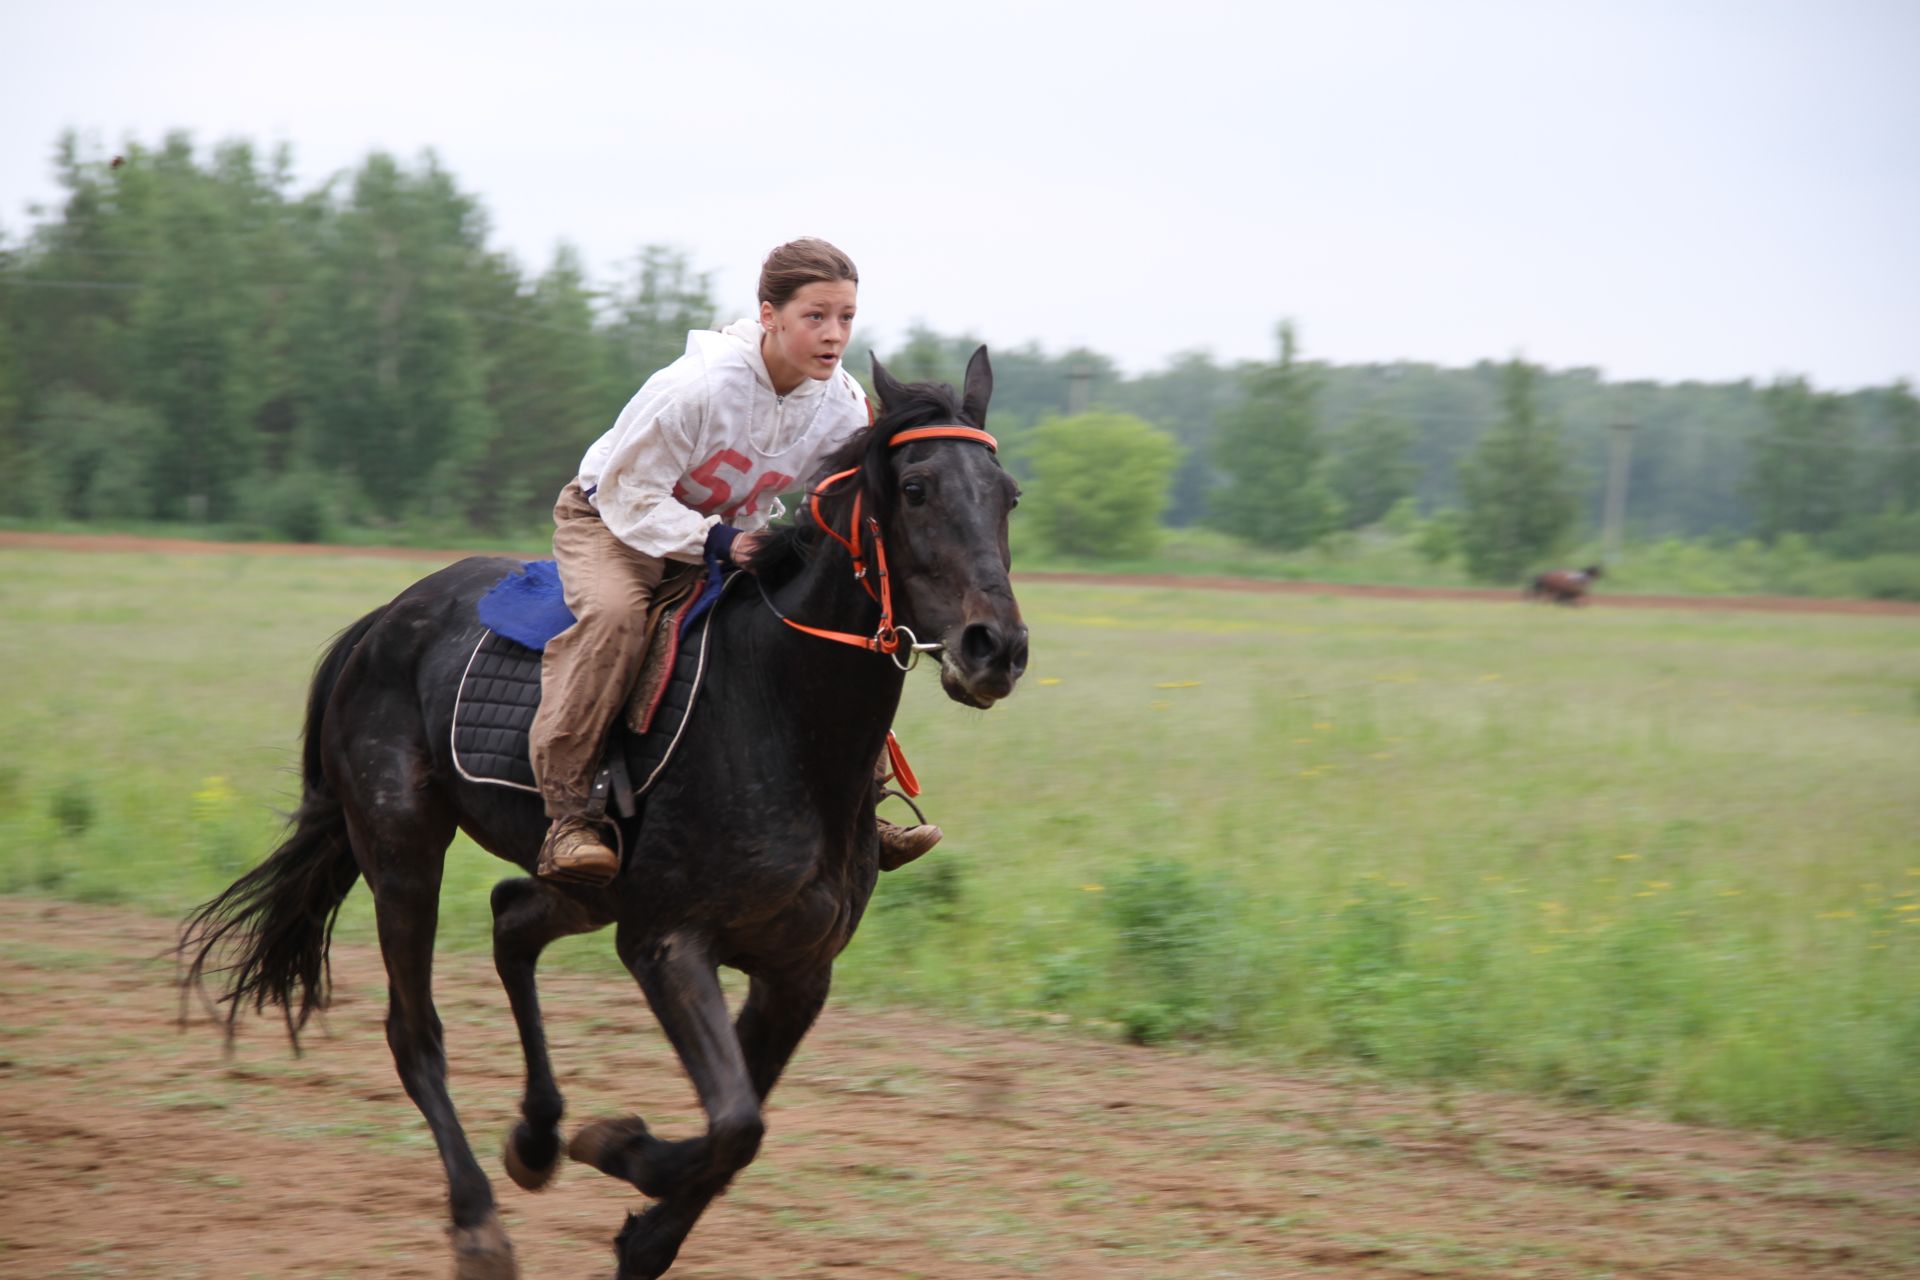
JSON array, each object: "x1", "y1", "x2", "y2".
[{"x1": 752, "y1": 544, "x2": 907, "y2": 743}]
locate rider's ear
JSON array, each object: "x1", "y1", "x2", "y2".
[
  {"x1": 961, "y1": 345, "x2": 993, "y2": 427},
  {"x1": 869, "y1": 353, "x2": 909, "y2": 412}
]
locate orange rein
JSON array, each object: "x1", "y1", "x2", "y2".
[{"x1": 781, "y1": 425, "x2": 998, "y2": 661}]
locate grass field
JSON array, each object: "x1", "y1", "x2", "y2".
[{"x1": 2, "y1": 548, "x2": 1916, "y2": 1144}]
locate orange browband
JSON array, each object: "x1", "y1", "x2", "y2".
[{"x1": 889, "y1": 426, "x2": 997, "y2": 451}]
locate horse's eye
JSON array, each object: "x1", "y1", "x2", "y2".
[{"x1": 902, "y1": 480, "x2": 928, "y2": 506}]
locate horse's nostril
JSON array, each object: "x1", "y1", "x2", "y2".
[
  {"x1": 1010, "y1": 631, "x2": 1029, "y2": 676},
  {"x1": 960, "y1": 622, "x2": 1000, "y2": 668}
]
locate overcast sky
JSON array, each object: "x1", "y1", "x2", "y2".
[{"x1": 4, "y1": 0, "x2": 1915, "y2": 389}]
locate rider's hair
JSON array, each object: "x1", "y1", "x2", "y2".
[{"x1": 759, "y1": 238, "x2": 859, "y2": 309}]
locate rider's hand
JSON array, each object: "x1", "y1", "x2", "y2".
[{"x1": 730, "y1": 530, "x2": 767, "y2": 571}]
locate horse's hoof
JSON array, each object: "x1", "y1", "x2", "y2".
[
  {"x1": 450, "y1": 1215, "x2": 518, "y2": 1280},
  {"x1": 615, "y1": 1206, "x2": 686, "y2": 1280},
  {"x1": 569, "y1": 1115, "x2": 651, "y2": 1182},
  {"x1": 502, "y1": 1121, "x2": 561, "y2": 1192}
]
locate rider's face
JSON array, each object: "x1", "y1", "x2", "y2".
[{"x1": 760, "y1": 280, "x2": 857, "y2": 392}]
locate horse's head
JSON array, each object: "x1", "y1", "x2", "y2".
[{"x1": 860, "y1": 348, "x2": 1027, "y2": 707}]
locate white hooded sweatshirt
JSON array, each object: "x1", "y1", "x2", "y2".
[{"x1": 576, "y1": 318, "x2": 871, "y2": 562}]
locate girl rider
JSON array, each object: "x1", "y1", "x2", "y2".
[{"x1": 529, "y1": 238, "x2": 940, "y2": 883}]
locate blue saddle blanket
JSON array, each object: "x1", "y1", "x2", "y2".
[
  {"x1": 475, "y1": 556, "x2": 728, "y2": 651},
  {"x1": 475, "y1": 561, "x2": 575, "y2": 650}
]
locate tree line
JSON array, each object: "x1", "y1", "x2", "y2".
[{"x1": 3, "y1": 133, "x2": 1915, "y2": 580}]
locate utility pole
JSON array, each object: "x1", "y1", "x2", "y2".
[
  {"x1": 1602, "y1": 415, "x2": 1635, "y2": 561},
  {"x1": 1067, "y1": 362, "x2": 1091, "y2": 416}
]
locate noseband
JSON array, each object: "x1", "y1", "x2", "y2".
[{"x1": 760, "y1": 425, "x2": 998, "y2": 670}]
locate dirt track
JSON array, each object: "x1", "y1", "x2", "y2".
[
  {"x1": 2, "y1": 898, "x2": 1916, "y2": 1279},
  {"x1": 4, "y1": 531, "x2": 1916, "y2": 616}
]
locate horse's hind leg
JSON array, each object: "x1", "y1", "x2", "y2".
[
  {"x1": 347, "y1": 785, "x2": 516, "y2": 1280},
  {"x1": 491, "y1": 876, "x2": 610, "y2": 1191}
]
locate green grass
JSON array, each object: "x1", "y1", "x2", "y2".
[
  {"x1": 1012, "y1": 523, "x2": 1920, "y2": 600},
  {"x1": 2, "y1": 549, "x2": 1917, "y2": 1143},
  {"x1": 15, "y1": 511, "x2": 1920, "y2": 599}
]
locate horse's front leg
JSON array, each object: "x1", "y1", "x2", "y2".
[
  {"x1": 491, "y1": 876, "x2": 611, "y2": 1191},
  {"x1": 567, "y1": 931, "x2": 759, "y2": 1278},
  {"x1": 733, "y1": 965, "x2": 831, "y2": 1099},
  {"x1": 570, "y1": 963, "x2": 830, "y2": 1186}
]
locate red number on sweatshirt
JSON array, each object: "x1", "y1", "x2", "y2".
[{"x1": 674, "y1": 449, "x2": 793, "y2": 521}]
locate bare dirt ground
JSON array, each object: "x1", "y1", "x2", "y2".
[
  {"x1": 5, "y1": 531, "x2": 1916, "y2": 617},
  {"x1": 2, "y1": 899, "x2": 1916, "y2": 1279}
]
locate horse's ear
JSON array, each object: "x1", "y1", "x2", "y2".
[
  {"x1": 961, "y1": 345, "x2": 993, "y2": 427},
  {"x1": 869, "y1": 352, "x2": 909, "y2": 414}
]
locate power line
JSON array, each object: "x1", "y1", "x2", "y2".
[{"x1": 0, "y1": 277, "x2": 140, "y2": 292}]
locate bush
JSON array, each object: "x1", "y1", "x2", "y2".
[
  {"x1": 22, "y1": 390, "x2": 165, "y2": 520},
  {"x1": 1020, "y1": 412, "x2": 1180, "y2": 559},
  {"x1": 1415, "y1": 510, "x2": 1462, "y2": 565},
  {"x1": 242, "y1": 465, "x2": 350, "y2": 543},
  {"x1": 1847, "y1": 554, "x2": 1920, "y2": 601},
  {"x1": 1107, "y1": 855, "x2": 1218, "y2": 1037},
  {"x1": 49, "y1": 780, "x2": 95, "y2": 837}
]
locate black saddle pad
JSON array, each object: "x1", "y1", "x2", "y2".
[{"x1": 451, "y1": 575, "x2": 730, "y2": 805}]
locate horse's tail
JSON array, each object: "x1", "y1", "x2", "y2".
[{"x1": 179, "y1": 604, "x2": 386, "y2": 1048}]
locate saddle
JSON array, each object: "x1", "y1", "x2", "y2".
[{"x1": 451, "y1": 562, "x2": 733, "y2": 819}]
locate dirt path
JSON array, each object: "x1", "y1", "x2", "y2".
[
  {"x1": 5, "y1": 530, "x2": 1915, "y2": 616},
  {"x1": 2, "y1": 898, "x2": 1915, "y2": 1279}
]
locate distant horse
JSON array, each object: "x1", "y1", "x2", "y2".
[
  {"x1": 180, "y1": 350, "x2": 1026, "y2": 1280},
  {"x1": 1528, "y1": 563, "x2": 1603, "y2": 605}
]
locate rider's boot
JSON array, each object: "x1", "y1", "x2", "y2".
[
  {"x1": 537, "y1": 815, "x2": 620, "y2": 885},
  {"x1": 876, "y1": 817, "x2": 942, "y2": 871}
]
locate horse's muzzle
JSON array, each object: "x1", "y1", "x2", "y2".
[{"x1": 939, "y1": 619, "x2": 1028, "y2": 707}]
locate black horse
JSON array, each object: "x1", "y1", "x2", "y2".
[{"x1": 181, "y1": 350, "x2": 1026, "y2": 1279}]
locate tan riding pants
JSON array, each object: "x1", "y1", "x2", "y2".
[{"x1": 530, "y1": 481, "x2": 668, "y2": 820}]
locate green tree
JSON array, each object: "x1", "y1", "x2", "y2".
[
  {"x1": 1868, "y1": 380, "x2": 1919, "y2": 517},
  {"x1": 1209, "y1": 322, "x2": 1336, "y2": 549},
  {"x1": 468, "y1": 244, "x2": 614, "y2": 529},
  {"x1": 127, "y1": 135, "x2": 282, "y2": 519},
  {"x1": 0, "y1": 287, "x2": 25, "y2": 513},
  {"x1": 1458, "y1": 359, "x2": 1576, "y2": 581},
  {"x1": 19, "y1": 389, "x2": 165, "y2": 519},
  {"x1": 5, "y1": 134, "x2": 305, "y2": 520},
  {"x1": 291, "y1": 151, "x2": 495, "y2": 523},
  {"x1": 886, "y1": 322, "x2": 963, "y2": 386},
  {"x1": 1747, "y1": 376, "x2": 1852, "y2": 542},
  {"x1": 1328, "y1": 412, "x2": 1418, "y2": 528},
  {"x1": 603, "y1": 245, "x2": 716, "y2": 393},
  {"x1": 1021, "y1": 411, "x2": 1179, "y2": 559},
  {"x1": 1115, "y1": 350, "x2": 1242, "y2": 526}
]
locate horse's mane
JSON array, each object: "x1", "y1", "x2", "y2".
[{"x1": 740, "y1": 373, "x2": 975, "y2": 583}]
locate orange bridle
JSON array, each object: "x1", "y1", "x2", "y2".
[{"x1": 777, "y1": 425, "x2": 998, "y2": 663}]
